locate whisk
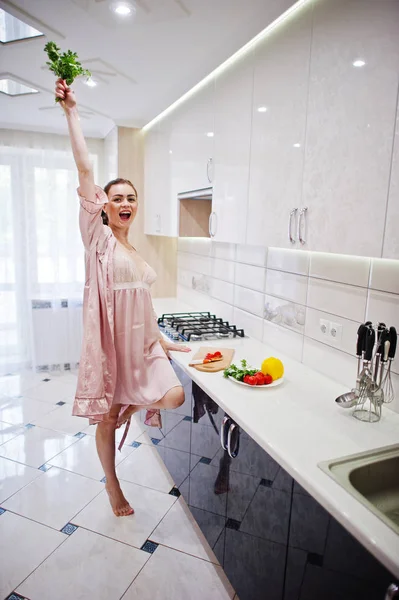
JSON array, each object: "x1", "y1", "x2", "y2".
[{"x1": 382, "y1": 326, "x2": 397, "y2": 404}]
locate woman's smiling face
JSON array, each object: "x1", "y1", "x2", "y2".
[{"x1": 104, "y1": 183, "x2": 138, "y2": 229}]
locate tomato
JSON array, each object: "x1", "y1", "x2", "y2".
[
  {"x1": 254, "y1": 372, "x2": 265, "y2": 385},
  {"x1": 214, "y1": 351, "x2": 222, "y2": 358},
  {"x1": 263, "y1": 374, "x2": 273, "y2": 385},
  {"x1": 247, "y1": 376, "x2": 257, "y2": 386},
  {"x1": 243, "y1": 375, "x2": 251, "y2": 384}
]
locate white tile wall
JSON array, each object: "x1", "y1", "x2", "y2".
[
  {"x1": 236, "y1": 245, "x2": 267, "y2": 267},
  {"x1": 177, "y1": 242, "x2": 399, "y2": 414},
  {"x1": 211, "y1": 258, "x2": 235, "y2": 283},
  {"x1": 267, "y1": 247, "x2": 309, "y2": 275},
  {"x1": 235, "y1": 263, "x2": 266, "y2": 292},
  {"x1": 265, "y1": 270, "x2": 308, "y2": 305},
  {"x1": 309, "y1": 253, "x2": 370, "y2": 288}
]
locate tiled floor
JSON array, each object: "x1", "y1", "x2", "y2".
[{"x1": 0, "y1": 370, "x2": 236, "y2": 600}]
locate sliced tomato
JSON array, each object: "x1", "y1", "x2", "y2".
[{"x1": 214, "y1": 351, "x2": 222, "y2": 358}]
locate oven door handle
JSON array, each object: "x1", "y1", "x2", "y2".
[
  {"x1": 220, "y1": 415, "x2": 230, "y2": 450},
  {"x1": 227, "y1": 422, "x2": 240, "y2": 458}
]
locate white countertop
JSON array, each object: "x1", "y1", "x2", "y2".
[{"x1": 153, "y1": 298, "x2": 399, "y2": 578}]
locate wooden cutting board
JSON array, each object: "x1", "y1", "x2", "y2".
[{"x1": 189, "y1": 347, "x2": 235, "y2": 373}]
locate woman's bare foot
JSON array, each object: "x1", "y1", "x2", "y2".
[{"x1": 105, "y1": 482, "x2": 134, "y2": 517}]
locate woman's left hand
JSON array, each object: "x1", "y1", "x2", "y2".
[{"x1": 159, "y1": 337, "x2": 191, "y2": 358}]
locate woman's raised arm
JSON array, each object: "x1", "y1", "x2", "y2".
[{"x1": 55, "y1": 78, "x2": 95, "y2": 200}]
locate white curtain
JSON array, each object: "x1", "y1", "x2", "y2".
[{"x1": 0, "y1": 129, "x2": 105, "y2": 375}]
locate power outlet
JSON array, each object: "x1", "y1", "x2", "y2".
[
  {"x1": 330, "y1": 322, "x2": 343, "y2": 345},
  {"x1": 320, "y1": 319, "x2": 330, "y2": 335}
]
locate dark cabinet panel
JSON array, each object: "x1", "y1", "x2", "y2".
[{"x1": 163, "y1": 370, "x2": 398, "y2": 600}]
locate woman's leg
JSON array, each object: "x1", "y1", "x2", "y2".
[
  {"x1": 117, "y1": 386, "x2": 185, "y2": 428},
  {"x1": 95, "y1": 404, "x2": 133, "y2": 517}
]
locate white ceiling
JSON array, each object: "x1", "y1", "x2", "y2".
[{"x1": 0, "y1": 0, "x2": 296, "y2": 137}]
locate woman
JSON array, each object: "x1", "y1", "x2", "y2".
[{"x1": 55, "y1": 78, "x2": 190, "y2": 517}]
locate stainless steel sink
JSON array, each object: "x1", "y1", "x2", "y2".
[{"x1": 319, "y1": 444, "x2": 399, "y2": 535}]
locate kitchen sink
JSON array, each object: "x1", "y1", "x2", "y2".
[{"x1": 319, "y1": 444, "x2": 399, "y2": 535}]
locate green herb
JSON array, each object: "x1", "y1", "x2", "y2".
[
  {"x1": 44, "y1": 41, "x2": 91, "y2": 102},
  {"x1": 223, "y1": 359, "x2": 258, "y2": 382}
]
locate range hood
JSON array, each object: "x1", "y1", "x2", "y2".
[{"x1": 178, "y1": 187, "x2": 212, "y2": 201}]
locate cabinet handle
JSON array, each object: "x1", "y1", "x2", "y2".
[
  {"x1": 289, "y1": 208, "x2": 298, "y2": 244},
  {"x1": 385, "y1": 584, "x2": 399, "y2": 599},
  {"x1": 206, "y1": 158, "x2": 213, "y2": 183},
  {"x1": 298, "y1": 206, "x2": 308, "y2": 245},
  {"x1": 227, "y1": 422, "x2": 240, "y2": 458},
  {"x1": 220, "y1": 415, "x2": 230, "y2": 450},
  {"x1": 155, "y1": 214, "x2": 161, "y2": 233},
  {"x1": 209, "y1": 211, "x2": 217, "y2": 237}
]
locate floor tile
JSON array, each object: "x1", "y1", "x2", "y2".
[
  {"x1": 0, "y1": 371, "x2": 50, "y2": 397},
  {"x1": 0, "y1": 426, "x2": 78, "y2": 468},
  {"x1": 74, "y1": 480, "x2": 176, "y2": 548},
  {"x1": 17, "y1": 527, "x2": 149, "y2": 600},
  {"x1": 118, "y1": 443, "x2": 175, "y2": 493},
  {"x1": 49, "y1": 433, "x2": 134, "y2": 480},
  {"x1": 152, "y1": 497, "x2": 219, "y2": 563},
  {"x1": 0, "y1": 456, "x2": 44, "y2": 503},
  {"x1": 122, "y1": 544, "x2": 234, "y2": 600},
  {"x1": 0, "y1": 396, "x2": 58, "y2": 426},
  {"x1": 86, "y1": 414, "x2": 146, "y2": 446},
  {"x1": 24, "y1": 379, "x2": 77, "y2": 404},
  {"x1": 32, "y1": 403, "x2": 89, "y2": 436},
  {"x1": 141, "y1": 410, "x2": 184, "y2": 441},
  {"x1": 2, "y1": 466, "x2": 103, "y2": 530},
  {"x1": 0, "y1": 511, "x2": 65, "y2": 599},
  {"x1": 0, "y1": 420, "x2": 25, "y2": 446}
]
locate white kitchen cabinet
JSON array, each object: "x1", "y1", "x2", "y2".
[
  {"x1": 170, "y1": 79, "x2": 215, "y2": 196},
  {"x1": 382, "y1": 92, "x2": 399, "y2": 260},
  {"x1": 302, "y1": 0, "x2": 399, "y2": 257},
  {"x1": 246, "y1": 3, "x2": 313, "y2": 250},
  {"x1": 144, "y1": 117, "x2": 175, "y2": 236},
  {"x1": 211, "y1": 51, "x2": 255, "y2": 243}
]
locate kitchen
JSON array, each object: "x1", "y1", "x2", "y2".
[{"x1": 0, "y1": 0, "x2": 399, "y2": 599}]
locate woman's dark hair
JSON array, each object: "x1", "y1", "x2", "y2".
[{"x1": 101, "y1": 177, "x2": 138, "y2": 225}]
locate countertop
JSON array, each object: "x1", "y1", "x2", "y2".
[{"x1": 153, "y1": 297, "x2": 399, "y2": 578}]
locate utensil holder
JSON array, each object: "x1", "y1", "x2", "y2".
[{"x1": 352, "y1": 383, "x2": 383, "y2": 423}]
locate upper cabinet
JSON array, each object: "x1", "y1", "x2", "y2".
[
  {"x1": 211, "y1": 52, "x2": 255, "y2": 243},
  {"x1": 246, "y1": 4, "x2": 313, "y2": 249},
  {"x1": 144, "y1": 0, "x2": 399, "y2": 257},
  {"x1": 170, "y1": 79, "x2": 215, "y2": 195},
  {"x1": 144, "y1": 117, "x2": 176, "y2": 236},
  {"x1": 302, "y1": 0, "x2": 399, "y2": 257},
  {"x1": 383, "y1": 93, "x2": 399, "y2": 259}
]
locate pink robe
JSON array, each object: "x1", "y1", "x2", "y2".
[{"x1": 72, "y1": 185, "x2": 179, "y2": 428}]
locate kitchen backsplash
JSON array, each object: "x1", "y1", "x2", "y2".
[{"x1": 176, "y1": 238, "x2": 399, "y2": 414}]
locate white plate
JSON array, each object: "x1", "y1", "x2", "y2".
[{"x1": 228, "y1": 376, "x2": 284, "y2": 389}]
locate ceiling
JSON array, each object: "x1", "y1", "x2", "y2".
[{"x1": 0, "y1": 0, "x2": 296, "y2": 137}]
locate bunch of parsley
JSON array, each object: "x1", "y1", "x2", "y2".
[
  {"x1": 44, "y1": 41, "x2": 91, "y2": 101},
  {"x1": 223, "y1": 359, "x2": 258, "y2": 382}
]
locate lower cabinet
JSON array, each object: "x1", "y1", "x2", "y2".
[{"x1": 155, "y1": 369, "x2": 398, "y2": 600}]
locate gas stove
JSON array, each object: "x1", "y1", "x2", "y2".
[{"x1": 158, "y1": 312, "x2": 245, "y2": 342}]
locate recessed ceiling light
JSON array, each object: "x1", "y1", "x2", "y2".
[
  {"x1": 84, "y1": 77, "x2": 97, "y2": 87},
  {"x1": 293, "y1": 143, "x2": 301, "y2": 148},
  {"x1": 257, "y1": 106, "x2": 267, "y2": 113},
  {"x1": 353, "y1": 59, "x2": 366, "y2": 67},
  {"x1": 111, "y1": 2, "x2": 135, "y2": 17},
  {"x1": 0, "y1": 78, "x2": 39, "y2": 96},
  {"x1": 169, "y1": 150, "x2": 173, "y2": 154},
  {"x1": 0, "y1": 8, "x2": 43, "y2": 43},
  {"x1": 206, "y1": 132, "x2": 214, "y2": 138}
]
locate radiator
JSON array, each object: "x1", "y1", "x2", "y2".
[{"x1": 31, "y1": 298, "x2": 83, "y2": 370}]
